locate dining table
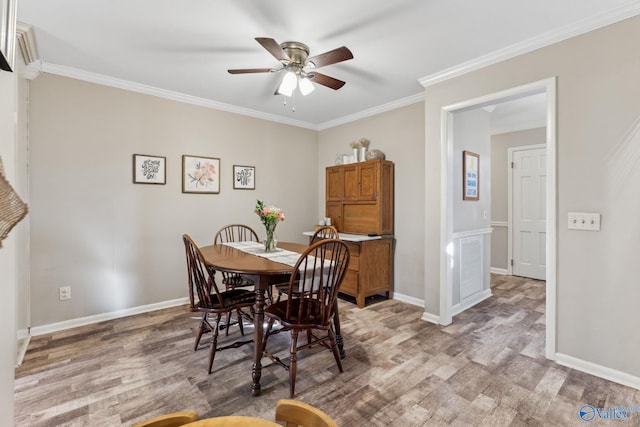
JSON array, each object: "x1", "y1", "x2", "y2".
[{"x1": 198, "y1": 241, "x2": 345, "y2": 396}]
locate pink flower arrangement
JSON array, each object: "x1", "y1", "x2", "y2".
[{"x1": 255, "y1": 200, "x2": 285, "y2": 227}]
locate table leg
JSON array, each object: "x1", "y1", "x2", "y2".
[
  {"x1": 252, "y1": 283, "x2": 265, "y2": 396},
  {"x1": 333, "y1": 300, "x2": 345, "y2": 359}
]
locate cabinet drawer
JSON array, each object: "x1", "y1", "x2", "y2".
[
  {"x1": 340, "y1": 270, "x2": 358, "y2": 295},
  {"x1": 347, "y1": 256, "x2": 360, "y2": 272},
  {"x1": 344, "y1": 242, "x2": 360, "y2": 256}
]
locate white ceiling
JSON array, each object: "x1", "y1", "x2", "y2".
[{"x1": 17, "y1": 0, "x2": 640, "y2": 129}]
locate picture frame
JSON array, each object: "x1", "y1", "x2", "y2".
[
  {"x1": 0, "y1": 0, "x2": 17, "y2": 72},
  {"x1": 233, "y1": 165, "x2": 255, "y2": 190},
  {"x1": 133, "y1": 154, "x2": 166, "y2": 185},
  {"x1": 463, "y1": 150, "x2": 480, "y2": 201},
  {"x1": 182, "y1": 155, "x2": 220, "y2": 194}
]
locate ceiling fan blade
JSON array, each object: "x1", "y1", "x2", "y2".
[
  {"x1": 228, "y1": 68, "x2": 274, "y2": 74},
  {"x1": 255, "y1": 37, "x2": 289, "y2": 62},
  {"x1": 306, "y1": 46, "x2": 353, "y2": 68},
  {"x1": 308, "y1": 72, "x2": 346, "y2": 90}
]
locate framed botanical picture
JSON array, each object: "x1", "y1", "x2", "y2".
[
  {"x1": 463, "y1": 150, "x2": 479, "y2": 201},
  {"x1": 133, "y1": 154, "x2": 166, "y2": 185},
  {"x1": 233, "y1": 165, "x2": 255, "y2": 190},
  {"x1": 182, "y1": 155, "x2": 220, "y2": 194}
]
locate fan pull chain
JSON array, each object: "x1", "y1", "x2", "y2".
[{"x1": 282, "y1": 93, "x2": 296, "y2": 112}]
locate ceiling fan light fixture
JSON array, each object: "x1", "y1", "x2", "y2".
[
  {"x1": 276, "y1": 70, "x2": 297, "y2": 97},
  {"x1": 299, "y1": 76, "x2": 315, "y2": 96}
]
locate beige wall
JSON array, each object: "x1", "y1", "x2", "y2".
[
  {"x1": 318, "y1": 102, "x2": 425, "y2": 300},
  {"x1": 490, "y1": 127, "x2": 546, "y2": 270},
  {"x1": 425, "y1": 16, "x2": 640, "y2": 375},
  {"x1": 28, "y1": 74, "x2": 318, "y2": 326},
  {"x1": 0, "y1": 67, "x2": 17, "y2": 425}
]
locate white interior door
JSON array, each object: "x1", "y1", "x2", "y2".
[{"x1": 512, "y1": 146, "x2": 546, "y2": 280}]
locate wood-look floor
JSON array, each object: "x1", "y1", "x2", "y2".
[{"x1": 15, "y1": 275, "x2": 640, "y2": 426}]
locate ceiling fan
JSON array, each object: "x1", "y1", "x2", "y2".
[{"x1": 228, "y1": 37, "x2": 353, "y2": 97}]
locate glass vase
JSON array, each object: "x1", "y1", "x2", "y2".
[{"x1": 264, "y1": 222, "x2": 278, "y2": 252}]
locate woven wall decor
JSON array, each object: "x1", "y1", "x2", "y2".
[{"x1": 0, "y1": 157, "x2": 28, "y2": 247}]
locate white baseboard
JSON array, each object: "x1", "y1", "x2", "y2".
[
  {"x1": 555, "y1": 353, "x2": 640, "y2": 391},
  {"x1": 15, "y1": 332, "x2": 31, "y2": 367},
  {"x1": 421, "y1": 311, "x2": 440, "y2": 324},
  {"x1": 30, "y1": 297, "x2": 190, "y2": 336},
  {"x1": 391, "y1": 292, "x2": 440, "y2": 324},
  {"x1": 490, "y1": 267, "x2": 509, "y2": 275},
  {"x1": 452, "y1": 289, "x2": 493, "y2": 317},
  {"x1": 393, "y1": 292, "x2": 424, "y2": 307}
]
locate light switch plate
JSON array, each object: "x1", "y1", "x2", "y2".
[{"x1": 568, "y1": 212, "x2": 601, "y2": 231}]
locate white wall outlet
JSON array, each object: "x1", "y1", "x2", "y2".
[
  {"x1": 568, "y1": 212, "x2": 601, "y2": 231},
  {"x1": 59, "y1": 286, "x2": 71, "y2": 301}
]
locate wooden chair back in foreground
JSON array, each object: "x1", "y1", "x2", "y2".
[
  {"x1": 183, "y1": 234, "x2": 256, "y2": 373},
  {"x1": 263, "y1": 239, "x2": 350, "y2": 397},
  {"x1": 214, "y1": 224, "x2": 260, "y2": 291},
  {"x1": 310, "y1": 225, "x2": 339, "y2": 244},
  {"x1": 275, "y1": 399, "x2": 338, "y2": 427},
  {"x1": 132, "y1": 411, "x2": 199, "y2": 427},
  {"x1": 178, "y1": 416, "x2": 281, "y2": 426}
]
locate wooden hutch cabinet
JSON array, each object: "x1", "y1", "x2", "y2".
[
  {"x1": 324, "y1": 159, "x2": 394, "y2": 307},
  {"x1": 325, "y1": 159, "x2": 394, "y2": 235}
]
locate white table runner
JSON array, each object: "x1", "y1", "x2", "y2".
[
  {"x1": 222, "y1": 241, "x2": 331, "y2": 291},
  {"x1": 221, "y1": 241, "x2": 303, "y2": 267}
]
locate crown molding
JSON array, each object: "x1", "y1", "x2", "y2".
[
  {"x1": 16, "y1": 21, "x2": 41, "y2": 79},
  {"x1": 419, "y1": 1, "x2": 640, "y2": 88},
  {"x1": 490, "y1": 120, "x2": 547, "y2": 136},
  {"x1": 35, "y1": 60, "x2": 426, "y2": 131},
  {"x1": 317, "y1": 93, "x2": 424, "y2": 130},
  {"x1": 16, "y1": 22, "x2": 39, "y2": 64},
  {"x1": 36, "y1": 61, "x2": 320, "y2": 130}
]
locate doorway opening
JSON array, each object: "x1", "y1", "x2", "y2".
[{"x1": 439, "y1": 77, "x2": 557, "y2": 359}]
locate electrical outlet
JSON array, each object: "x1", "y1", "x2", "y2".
[{"x1": 59, "y1": 286, "x2": 71, "y2": 301}]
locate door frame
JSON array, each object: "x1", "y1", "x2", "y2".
[
  {"x1": 508, "y1": 143, "x2": 546, "y2": 277},
  {"x1": 439, "y1": 77, "x2": 557, "y2": 359}
]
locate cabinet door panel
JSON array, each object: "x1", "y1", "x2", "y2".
[
  {"x1": 343, "y1": 204, "x2": 377, "y2": 234},
  {"x1": 326, "y1": 202, "x2": 342, "y2": 232},
  {"x1": 326, "y1": 167, "x2": 342, "y2": 201},
  {"x1": 358, "y1": 163, "x2": 378, "y2": 201},
  {"x1": 343, "y1": 166, "x2": 358, "y2": 201}
]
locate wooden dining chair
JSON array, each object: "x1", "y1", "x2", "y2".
[
  {"x1": 275, "y1": 400, "x2": 338, "y2": 427},
  {"x1": 310, "y1": 225, "x2": 339, "y2": 243},
  {"x1": 214, "y1": 224, "x2": 260, "y2": 290},
  {"x1": 183, "y1": 234, "x2": 256, "y2": 374},
  {"x1": 132, "y1": 411, "x2": 199, "y2": 427},
  {"x1": 213, "y1": 224, "x2": 261, "y2": 334},
  {"x1": 274, "y1": 225, "x2": 340, "y2": 304},
  {"x1": 262, "y1": 239, "x2": 350, "y2": 397}
]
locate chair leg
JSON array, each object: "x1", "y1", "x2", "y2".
[
  {"x1": 225, "y1": 312, "x2": 232, "y2": 337},
  {"x1": 194, "y1": 313, "x2": 207, "y2": 351},
  {"x1": 289, "y1": 329, "x2": 299, "y2": 398},
  {"x1": 208, "y1": 313, "x2": 222, "y2": 374},
  {"x1": 328, "y1": 328, "x2": 344, "y2": 373},
  {"x1": 237, "y1": 309, "x2": 245, "y2": 336}
]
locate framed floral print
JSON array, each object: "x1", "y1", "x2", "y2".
[
  {"x1": 133, "y1": 154, "x2": 166, "y2": 185},
  {"x1": 182, "y1": 155, "x2": 220, "y2": 194},
  {"x1": 233, "y1": 165, "x2": 255, "y2": 190}
]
